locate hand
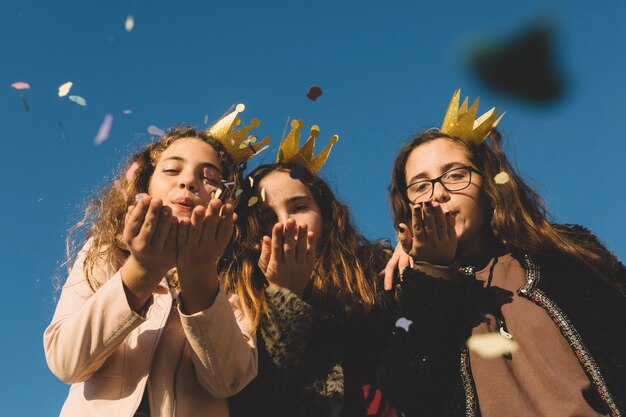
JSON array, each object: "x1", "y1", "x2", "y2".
[
  {"x1": 398, "y1": 201, "x2": 457, "y2": 265},
  {"x1": 380, "y1": 242, "x2": 414, "y2": 291},
  {"x1": 176, "y1": 199, "x2": 237, "y2": 313},
  {"x1": 120, "y1": 195, "x2": 178, "y2": 312},
  {"x1": 122, "y1": 195, "x2": 178, "y2": 277},
  {"x1": 258, "y1": 218, "x2": 316, "y2": 298}
]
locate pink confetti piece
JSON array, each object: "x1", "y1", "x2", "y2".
[
  {"x1": 125, "y1": 162, "x2": 140, "y2": 182},
  {"x1": 11, "y1": 82, "x2": 30, "y2": 90},
  {"x1": 223, "y1": 181, "x2": 236, "y2": 187},
  {"x1": 123, "y1": 109, "x2": 132, "y2": 115},
  {"x1": 68, "y1": 95, "x2": 87, "y2": 106},
  {"x1": 94, "y1": 114, "x2": 113, "y2": 145},
  {"x1": 148, "y1": 125, "x2": 165, "y2": 137},
  {"x1": 247, "y1": 196, "x2": 258, "y2": 207},
  {"x1": 306, "y1": 85, "x2": 323, "y2": 100},
  {"x1": 114, "y1": 180, "x2": 129, "y2": 200},
  {"x1": 58, "y1": 81, "x2": 73, "y2": 97},
  {"x1": 125, "y1": 15, "x2": 134, "y2": 32}
]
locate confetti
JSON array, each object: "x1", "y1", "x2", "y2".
[
  {"x1": 125, "y1": 162, "x2": 140, "y2": 182},
  {"x1": 203, "y1": 167, "x2": 221, "y2": 183},
  {"x1": 68, "y1": 95, "x2": 87, "y2": 106},
  {"x1": 94, "y1": 114, "x2": 113, "y2": 145},
  {"x1": 247, "y1": 196, "x2": 258, "y2": 207},
  {"x1": 11, "y1": 82, "x2": 30, "y2": 90},
  {"x1": 37, "y1": 198, "x2": 44, "y2": 203},
  {"x1": 248, "y1": 176, "x2": 254, "y2": 187},
  {"x1": 59, "y1": 121, "x2": 66, "y2": 139},
  {"x1": 260, "y1": 187, "x2": 266, "y2": 202},
  {"x1": 58, "y1": 81, "x2": 73, "y2": 97},
  {"x1": 234, "y1": 189, "x2": 243, "y2": 197},
  {"x1": 135, "y1": 194, "x2": 145, "y2": 202},
  {"x1": 203, "y1": 114, "x2": 208, "y2": 124},
  {"x1": 213, "y1": 188, "x2": 223, "y2": 200},
  {"x1": 255, "y1": 144, "x2": 270, "y2": 155},
  {"x1": 494, "y1": 171, "x2": 510, "y2": 184},
  {"x1": 147, "y1": 125, "x2": 165, "y2": 137},
  {"x1": 123, "y1": 109, "x2": 132, "y2": 115},
  {"x1": 289, "y1": 166, "x2": 306, "y2": 179},
  {"x1": 21, "y1": 95, "x2": 30, "y2": 112},
  {"x1": 306, "y1": 85, "x2": 323, "y2": 101},
  {"x1": 223, "y1": 181, "x2": 236, "y2": 187},
  {"x1": 114, "y1": 180, "x2": 129, "y2": 201},
  {"x1": 395, "y1": 317, "x2": 413, "y2": 332},
  {"x1": 125, "y1": 15, "x2": 134, "y2": 32},
  {"x1": 467, "y1": 332, "x2": 519, "y2": 358}
]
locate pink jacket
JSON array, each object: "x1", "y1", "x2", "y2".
[{"x1": 44, "y1": 242, "x2": 258, "y2": 417}]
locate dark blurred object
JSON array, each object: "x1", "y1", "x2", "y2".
[
  {"x1": 466, "y1": 23, "x2": 565, "y2": 103},
  {"x1": 306, "y1": 85, "x2": 323, "y2": 101}
]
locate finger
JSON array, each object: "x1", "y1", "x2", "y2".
[
  {"x1": 383, "y1": 251, "x2": 399, "y2": 291},
  {"x1": 166, "y1": 218, "x2": 178, "y2": 257},
  {"x1": 432, "y1": 202, "x2": 447, "y2": 240},
  {"x1": 215, "y1": 203, "x2": 235, "y2": 247},
  {"x1": 306, "y1": 230, "x2": 317, "y2": 266},
  {"x1": 398, "y1": 250, "x2": 411, "y2": 274},
  {"x1": 139, "y1": 197, "x2": 162, "y2": 245},
  {"x1": 200, "y1": 199, "x2": 220, "y2": 245},
  {"x1": 397, "y1": 223, "x2": 413, "y2": 253},
  {"x1": 283, "y1": 218, "x2": 297, "y2": 262},
  {"x1": 187, "y1": 205, "x2": 206, "y2": 246},
  {"x1": 421, "y1": 201, "x2": 436, "y2": 241},
  {"x1": 271, "y1": 223, "x2": 284, "y2": 263},
  {"x1": 295, "y1": 224, "x2": 308, "y2": 263},
  {"x1": 124, "y1": 198, "x2": 150, "y2": 241},
  {"x1": 258, "y1": 235, "x2": 272, "y2": 273},
  {"x1": 445, "y1": 211, "x2": 456, "y2": 241},
  {"x1": 178, "y1": 218, "x2": 190, "y2": 253},
  {"x1": 153, "y1": 205, "x2": 173, "y2": 250},
  {"x1": 411, "y1": 204, "x2": 426, "y2": 246}
]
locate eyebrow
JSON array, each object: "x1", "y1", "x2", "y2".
[
  {"x1": 408, "y1": 162, "x2": 466, "y2": 184},
  {"x1": 161, "y1": 156, "x2": 223, "y2": 175}
]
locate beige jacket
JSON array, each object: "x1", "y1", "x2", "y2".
[{"x1": 44, "y1": 242, "x2": 258, "y2": 417}]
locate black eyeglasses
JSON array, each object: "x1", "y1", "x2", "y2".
[{"x1": 406, "y1": 166, "x2": 482, "y2": 203}]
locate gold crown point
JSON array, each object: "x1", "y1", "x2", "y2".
[
  {"x1": 440, "y1": 89, "x2": 503, "y2": 145},
  {"x1": 275, "y1": 119, "x2": 338, "y2": 174},
  {"x1": 235, "y1": 103, "x2": 245, "y2": 112}
]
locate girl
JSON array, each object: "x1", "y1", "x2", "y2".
[
  {"x1": 44, "y1": 123, "x2": 259, "y2": 417},
  {"x1": 379, "y1": 90, "x2": 626, "y2": 416},
  {"x1": 224, "y1": 121, "x2": 396, "y2": 417}
]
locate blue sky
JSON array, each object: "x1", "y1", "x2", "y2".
[{"x1": 1, "y1": 1, "x2": 624, "y2": 414}]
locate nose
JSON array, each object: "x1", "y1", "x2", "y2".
[
  {"x1": 430, "y1": 181, "x2": 450, "y2": 203},
  {"x1": 276, "y1": 211, "x2": 291, "y2": 225},
  {"x1": 178, "y1": 171, "x2": 199, "y2": 192}
]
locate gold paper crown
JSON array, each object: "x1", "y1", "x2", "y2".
[
  {"x1": 275, "y1": 119, "x2": 338, "y2": 174},
  {"x1": 206, "y1": 104, "x2": 270, "y2": 165},
  {"x1": 440, "y1": 89, "x2": 504, "y2": 145}
]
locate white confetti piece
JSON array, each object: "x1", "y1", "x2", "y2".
[
  {"x1": 125, "y1": 15, "x2": 134, "y2": 32},
  {"x1": 123, "y1": 109, "x2": 132, "y2": 115},
  {"x1": 213, "y1": 188, "x2": 223, "y2": 200},
  {"x1": 467, "y1": 332, "x2": 519, "y2": 358},
  {"x1": 260, "y1": 187, "x2": 266, "y2": 202},
  {"x1": 395, "y1": 317, "x2": 413, "y2": 332},
  {"x1": 494, "y1": 171, "x2": 510, "y2": 184},
  {"x1": 58, "y1": 81, "x2": 73, "y2": 97},
  {"x1": 248, "y1": 176, "x2": 254, "y2": 187},
  {"x1": 68, "y1": 95, "x2": 87, "y2": 106},
  {"x1": 255, "y1": 144, "x2": 270, "y2": 155},
  {"x1": 94, "y1": 114, "x2": 113, "y2": 145}
]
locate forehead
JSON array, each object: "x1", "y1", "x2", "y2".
[
  {"x1": 159, "y1": 138, "x2": 220, "y2": 163},
  {"x1": 258, "y1": 171, "x2": 313, "y2": 204},
  {"x1": 405, "y1": 138, "x2": 471, "y2": 176}
]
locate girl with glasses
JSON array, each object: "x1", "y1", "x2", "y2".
[{"x1": 379, "y1": 91, "x2": 626, "y2": 416}]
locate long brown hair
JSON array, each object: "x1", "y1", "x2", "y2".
[
  {"x1": 66, "y1": 126, "x2": 242, "y2": 291},
  {"x1": 222, "y1": 163, "x2": 390, "y2": 328},
  {"x1": 389, "y1": 129, "x2": 625, "y2": 296}
]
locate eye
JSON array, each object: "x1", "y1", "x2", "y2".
[
  {"x1": 162, "y1": 169, "x2": 180, "y2": 175},
  {"x1": 293, "y1": 204, "x2": 308, "y2": 212},
  {"x1": 413, "y1": 182, "x2": 431, "y2": 193},
  {"x1": 203, "y1": 167, "x2": 222, "y2": 185}
]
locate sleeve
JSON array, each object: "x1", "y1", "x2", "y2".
[
  {"x1": 229, "y1": 286, "x2": 336, "y2": 417},
  {"x1": 377, "y1": 266, "x2": 471, "y2": 416},
  {"x1": 177, "y1": 290, "x2": 258, "y2": 398},
  {"x1": 43, "y1": 241, "x2": 148, "y2": 384}
]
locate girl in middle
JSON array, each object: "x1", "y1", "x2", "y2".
[{"x1": 225, "y1": 120, "x2": 397, "y2": 417}]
